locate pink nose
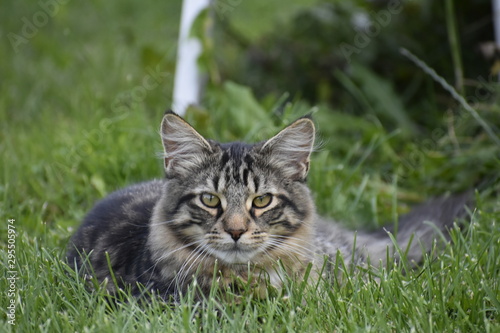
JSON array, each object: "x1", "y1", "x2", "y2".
[{"x1": 226, "y1": 229, "x2": 247, "y2": 241}]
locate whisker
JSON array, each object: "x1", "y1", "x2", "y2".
[
  {"x1": 270, "y1": 234, "x2": 315, "y2": 245},
  {"x1": 138, "y1": 240, "x2": 204, "y2": 285},
  {"x1": 168, "y1": 244, "x2": 201, "y2": 289},
  {"x1": 125, "y1": 218, "x2": 180, "y2": 228},
  {"x1": 264, "y1": 240, "x2": 312, "y2": 260},
  {"x1": 173, "y1": 243, "x2": 209, "y2": 292},
  {"x1": 171, "y1": 246, "x2": 201, "y2": 291},
  {"x1": 268, "y1": 235, "x2": 317, "y2": 256},
  {"x1": 155, "y1": 240, "x2": 204, "y2": 262},
  {"x1": 148, "y1": 218, "x2": 181, "y2": 227}
]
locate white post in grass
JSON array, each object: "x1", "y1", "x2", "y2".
[
  {"x1": 172, "y1": 0, "x2": 211, "y2": 115},
  {"x1": 494, "y1": 0, "x2": 500, "y2": 80}
]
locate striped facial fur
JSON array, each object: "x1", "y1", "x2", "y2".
[{"x1": 148, "y1": 113, "x2": 316, "y2": 292}]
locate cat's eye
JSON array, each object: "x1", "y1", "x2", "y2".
[
  {"x1": 201, "y1": 193, "x2": 221, "y2": 208},
  {"x1": 253, "y1": 194, "x2": 272, "y2": 208}
]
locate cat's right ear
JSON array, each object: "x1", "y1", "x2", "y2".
[
  {"x1": 160, "y1": 112, "x2": 213, "y2": 177},
  {"x1": 261, "y1": 117, "x2": 315, "y2": 181}
]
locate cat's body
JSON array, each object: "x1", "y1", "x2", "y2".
[{"x1": 67, "y1": 112, "x2": 471, "y2": 300}]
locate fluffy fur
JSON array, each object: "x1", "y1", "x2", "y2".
[{"x1": 67, "y1": 112, "x2": 471, "y2": 300}]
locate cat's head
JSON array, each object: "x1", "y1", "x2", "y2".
[{"x1": 151, "y1": 112, "x2": 316, "y2": 267}]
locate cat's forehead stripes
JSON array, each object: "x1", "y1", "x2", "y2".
[{"x1": 216, "y1": 142, "x2": 260, "y2": 191}]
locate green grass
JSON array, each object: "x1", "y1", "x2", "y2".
[{"x1": 1, "y1": 0, "x2": 499, "y2": 332}]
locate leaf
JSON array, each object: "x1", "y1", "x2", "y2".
[
  {"x1": 348, "y1": 63, "x2": 416, "y2": 136},
  {"x1": 90, "y1": 175, "x2": 106, "y2": 197}
]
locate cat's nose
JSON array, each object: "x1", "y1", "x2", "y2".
[{"x1": 226, "y1": 228, "x2": 247, "y2": 242}]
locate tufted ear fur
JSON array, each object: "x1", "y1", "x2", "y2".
[
  {"x1": 261, "y1": 117, "x2": 315, "y2": 181},
  {"x1": 160, "y1": 112, "x2": 213, "y2": 177}
]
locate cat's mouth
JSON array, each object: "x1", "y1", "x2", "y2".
[{"x1": 211, "y1": 247, "x2": 260, "y2": 265}]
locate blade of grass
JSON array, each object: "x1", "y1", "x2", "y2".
[
  {"x1": 400, "y1": 47, "x2": 500, "y2": 147},
  {"x1": 445, "y1": 0, "x2": 464, "y2": 94}
]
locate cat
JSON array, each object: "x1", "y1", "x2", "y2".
[{"x1": 66, "y1": 111, "x2": 471, "y2": 300}]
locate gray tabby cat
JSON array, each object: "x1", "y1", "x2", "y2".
[{"x1": 67, "y1": 112, "x2": 470, "y2": 300}]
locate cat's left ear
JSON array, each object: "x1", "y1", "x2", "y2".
[{"x1": 261, "y1": 117, "x2": 315, "y2": 181}]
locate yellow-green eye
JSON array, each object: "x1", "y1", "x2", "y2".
[
  {"x1": 253, "y1": 194, "x2": 272, "y2": 208},
  {"x1": 201, "y1": 193, "x2": 221, "y2": 208}
]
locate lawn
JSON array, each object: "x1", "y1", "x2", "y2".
[{"x1": 1, "y1": 0, "x2": 499, "y2": 332}]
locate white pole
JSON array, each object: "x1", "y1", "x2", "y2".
[
  {"x1": 494, "y1": 0, "x2": 500, "y2": 80},
  {"x1": 172, "y1": 0, "x2": 211, "y2": 115}
]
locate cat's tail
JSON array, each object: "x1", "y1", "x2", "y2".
[{"x1": 354, "y1": 191, "x2": 473, "y2": 266}]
